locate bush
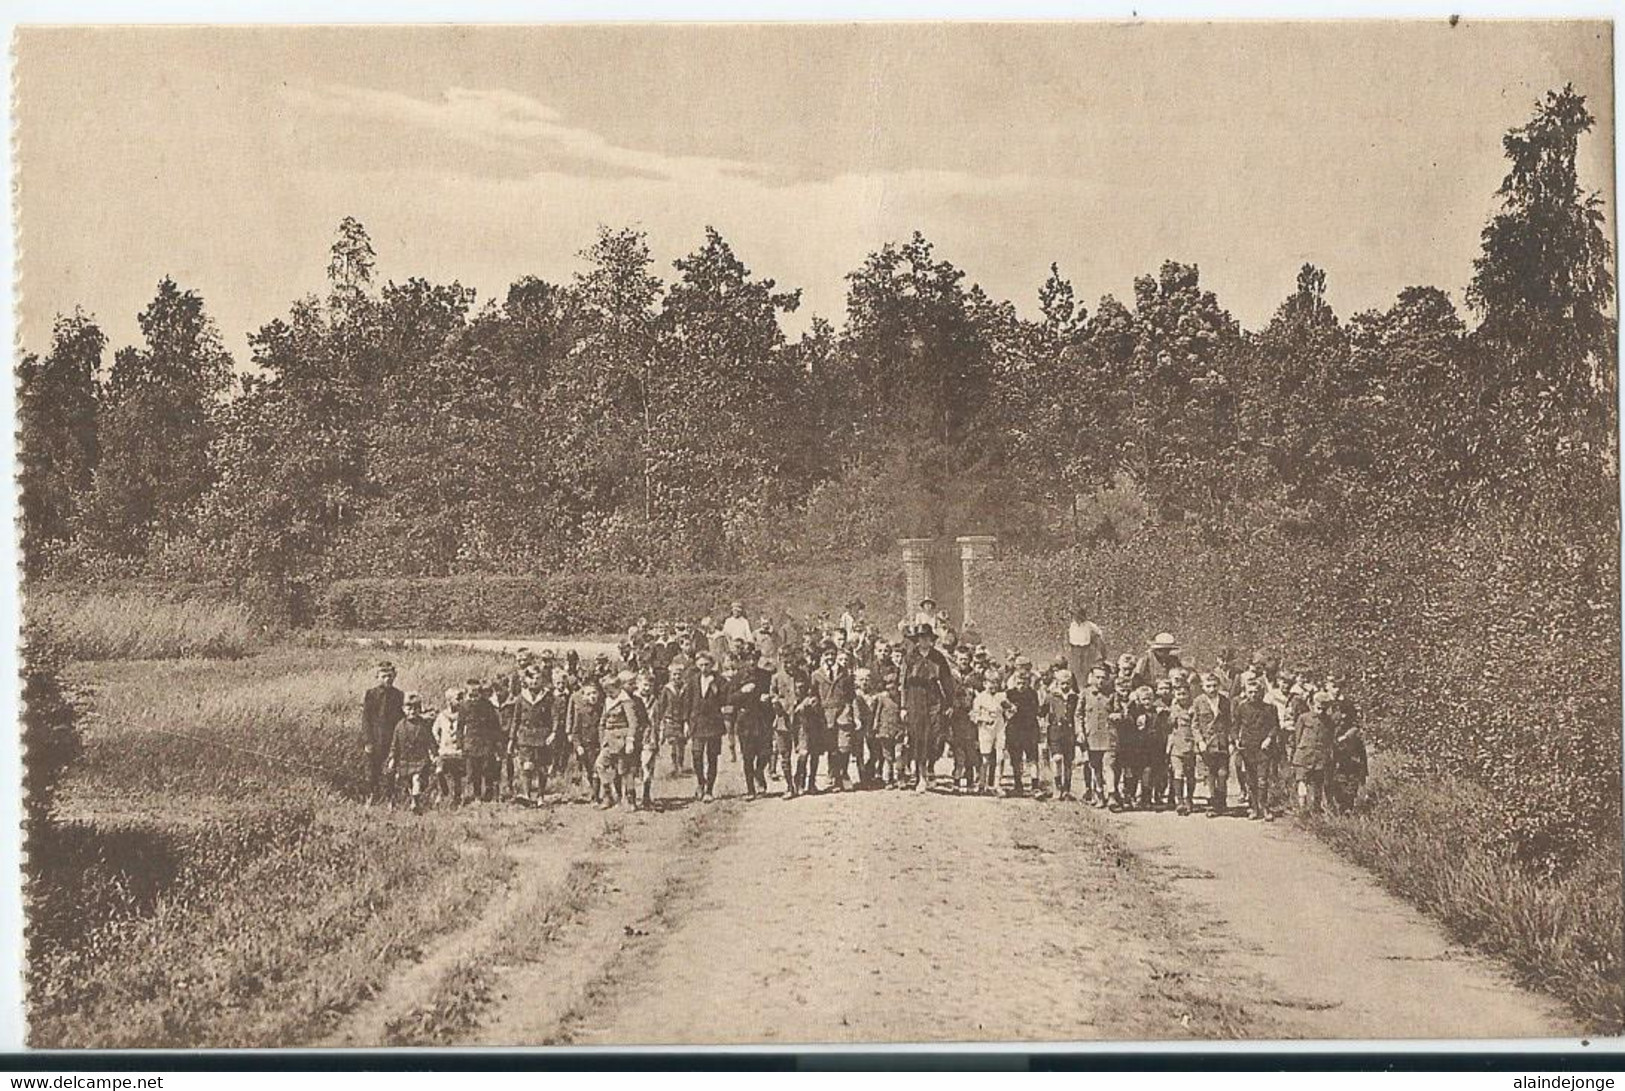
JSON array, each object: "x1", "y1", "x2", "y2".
[
  {"x1": 320, "y1": 559, "x2": 905, "y2": 635},
  {"x1": 21, "y1": 620, "x2": 81, "y2": 836},
  {"x1": 29, "y1": 591, "x2": 258, "y2": 661},
  {"x1": 977, "y1": 508, "x2": 1621, "y2": 869}
]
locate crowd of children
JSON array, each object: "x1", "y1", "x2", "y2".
[{"x1": 359, "y1": 599, "x2": 1369, "y2": 820}]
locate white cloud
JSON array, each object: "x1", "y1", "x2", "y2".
[{"x1": 281, "y1": 81, "x2": 1035, "y2": 196}]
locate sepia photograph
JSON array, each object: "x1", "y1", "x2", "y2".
[{"x1": 12, "y1": 18, "x2": 1622, "y2": 1052}]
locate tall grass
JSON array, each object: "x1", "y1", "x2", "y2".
[
  {"x1": 1312, "y1": 765, "x2": 1624, "y2": 1033},
  {"x1": 64, "y1": 646, "x2": 510, "y2": 804},
  {"x1": 31, "y1": 591, "x2": 258, "y2": 661}
]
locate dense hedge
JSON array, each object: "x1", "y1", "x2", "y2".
[
  {"x1": 320, "y1": 557, "x2": 905, "y2": 635},
  {"x1": 977, "y1": 513, "x2": 1621, "y2": 868}
]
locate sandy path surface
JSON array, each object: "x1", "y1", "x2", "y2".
[
  {"x1": 315, "y1": 757, "x2": 1581, "y2": 1047},
  {"x1": 1105, "y1": 807, "x2": 1580, "y2": 1040},
  {"x1": 563, "y1": 778, "x2": 1283, "y2": 1045}
]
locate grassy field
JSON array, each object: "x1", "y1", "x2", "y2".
[
  {"x1": 60, "y1": 646, "x2": 508, "y2": 808},
  {"x1": 29, "y1": 642, "x2": 525, "y2": 1048}
]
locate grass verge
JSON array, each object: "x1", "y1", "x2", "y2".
[
  {"x1": 1309, "y1": 763, "x2": 1623, "y2": 1034},
  {"x1": 28, "y1": 811, "x2": 516, "y2": 1047}
]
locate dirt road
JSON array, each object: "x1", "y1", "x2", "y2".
[{"x1": 320, "y1": 758, "x2": 1581, "y2": 1047}]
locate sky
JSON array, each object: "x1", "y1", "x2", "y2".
[{"x1": 14, "y1": 20, "x2": 1616, "y2": 366}]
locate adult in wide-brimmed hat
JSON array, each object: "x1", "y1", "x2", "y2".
[
  {"x1": 1132, "y1": 631, "x2": 1185, "y2": 690},
  {"x1": 900, "y1": 622, "x2": 951, "y2": 794}
]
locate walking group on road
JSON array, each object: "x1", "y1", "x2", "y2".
[{"x1": 360, "y1": 600, "x2": 1368, "y2": 821}]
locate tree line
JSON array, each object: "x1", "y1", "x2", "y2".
[{"x1": 20, "y1": 86, "x2": 1617, "y2": 600}]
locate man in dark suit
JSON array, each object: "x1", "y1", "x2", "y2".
[
  {"x1": 683, "y1": 651, "x2": 731, "y2": 802},
  {"x1": 361, "y1": 661, "x2": 404, "y2": 804}
]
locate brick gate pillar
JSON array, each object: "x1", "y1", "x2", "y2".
[
  {"x1": 898, "y1": 537, "x2": 935, "y2": 625},
  {"x1": 955, "y1": 534, "x2": 998, "y2": 627}
]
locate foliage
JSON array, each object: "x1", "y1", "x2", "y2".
[
  {"x1": 21, "y1": 620, "x2": 82, "y2": 842},
  {"x1": 76, "y1": 278, "x2": 233, "y2": 558},
  {"x1": 1469, "y1": 84, "x2": 1617, "y2": 454},
  {"x1": 19, "y1": 310, "x2": 104, "y2": 568}
]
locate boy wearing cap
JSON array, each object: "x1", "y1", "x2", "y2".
[
  {"x1": 361, "y1": 661, "x2": 405, "y2": 805},
  {"x1": 388, "y1": 693, "x2": 438, "y2": 814},
  {"x1": 683, "y1": 651, "x2": 730, "y2": 803}
]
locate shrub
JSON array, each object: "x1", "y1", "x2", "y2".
[
  {"x1": 320, "y1": 559, "x2": 905, "y2": 635},
  {"x1": 21, "y1": 620, "x2": 81, "y2": 836},
  {"x1": 29, "y1": 591, "x2": 258, "y2": 661}
]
